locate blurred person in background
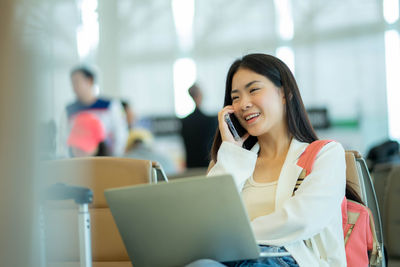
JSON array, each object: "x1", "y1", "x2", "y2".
[
  {"x1": 124, "y1": 128, "x2": 177, "y2": 175},
  {"x1": 181, "y1": 83, "x2": 218, "y2": 168},
  {"x1": 121, "y1": 99, "x2": 136, "y2": 130},
  {"x1": 366, "y1": 139, "x2": 400, "y2": 171},
  {"x1": 67, "y1": 112, "x2": 109, "y2": 157},
  {"x1": 57, "y1": 66, "x2": 128, "y2": 157}
]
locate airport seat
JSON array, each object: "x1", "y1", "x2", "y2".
[
  {"x1": 42, "y1": 157, "x2": 167, "y2": 267},
  {"x1": 168, "y1": 167, "x2": 208, "y2": 180},
  {"x1": 345, "y1": 150, "x2": 386, "y2": 266},
  {"x1": 371, "y1": 162, "x2": 397, "y2": 251},
  {"x1": 152, "y1": 160, "x2": 169, "y2": 182},
  {"x1": 384, "y1": 166, "x2": 400, "y2": 262},
  {"x1": 371, "y1": 162, "x2": 400, "y2": 266},
  {"x1": 371, "y1": 162, "x2": 393, "y2": 223},
  {"x1": 345, "y1": 151, "x2": 364, "y2": 199}
]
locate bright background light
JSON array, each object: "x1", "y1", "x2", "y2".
[
  {"x1": 276, "y1": 46, "x2": 295, "y2": 74},
  {"x1": 384, "y1": 30, "x2": 400, "y2": 139},
  {"x1": 383, "y1": 0, "x2": 399, "y2": 24},
  {"x1": 173, "y1": 58, "x2": 197, "y2": 118},
  {"x1": 274, "y1": 0, "x2": 295, "y2": 76},
  {"x1": 273, "y1": 0, "x2": 294, "y2": 40},
  {"x1": 171, "y1": 0, "x2": 195, "y2": 52},
  {"x1": 76, "y1": 0, "x2": 99, "y2": 60}
]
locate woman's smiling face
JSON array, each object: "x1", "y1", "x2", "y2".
[{"x1": 230, "y1": 68, "x2": 286, "y2": 137}]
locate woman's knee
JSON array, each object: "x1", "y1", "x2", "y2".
[{"x1": 185, "y1": 258, "x2": 226, "y2": 267}]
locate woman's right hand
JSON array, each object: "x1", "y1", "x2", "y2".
[{"x1": 218, "y1": 106, "x2": 249, "y2": 147}]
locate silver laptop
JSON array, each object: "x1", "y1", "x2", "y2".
[{"x1": 104, "y1": 174, "x2": 262, "y2": 267}]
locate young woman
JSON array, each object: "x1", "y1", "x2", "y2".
[{"x1": 194, "y1": 54, "x2": 347, "y2": 266}]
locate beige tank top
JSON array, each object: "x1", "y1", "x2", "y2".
[{"x1": 241, "y1": 176, "x2": 277, "y2": 221}]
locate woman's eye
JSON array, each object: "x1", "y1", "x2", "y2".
[
  {"x1": 231, "y1": 96, "x2": 239, "y2": 101},
  {"x1": 250, "y1": 88, "x2": 259, "y2": 93}
]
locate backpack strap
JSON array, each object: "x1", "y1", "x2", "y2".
[
  {"x1": 344, "y1": 208, "x2": 361, "y2": 245},
  {"x1": 293, "y1": 140, "x2": 333, "y2": 195}
]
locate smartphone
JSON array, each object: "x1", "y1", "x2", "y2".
[{"x1": 224, "y1": 113, "x2": 246, "y2": 141}]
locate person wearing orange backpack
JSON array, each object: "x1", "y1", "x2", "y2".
[{"x1": 188, "y1": 54, "x2": 347, "y2": 267}]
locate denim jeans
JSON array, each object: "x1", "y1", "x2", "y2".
[
  {"x1": 186, "y1": 245, "x2": 299, "y2": 267},
  {"x1": 223, "y1": 245, "x2": 299, "y2": 267}
]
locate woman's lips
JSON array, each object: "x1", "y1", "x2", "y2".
[{"x1": 244, "y1": 113, "x2": 260, "y2": 124}]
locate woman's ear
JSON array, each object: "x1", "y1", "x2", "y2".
[
  {"x1": 280, "y1": 87, "x2": 287, "y2": 104},
  {"x1": 282, "y1": 90, "x2": 293, "y2": 104}
]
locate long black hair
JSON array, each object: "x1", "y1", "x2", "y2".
[
  {"x1": 210, "y1": 53, "x2": 318, "y2": 162},
  {"x1": 346, "y1": 181, "x2": 364, "y2": 204}
]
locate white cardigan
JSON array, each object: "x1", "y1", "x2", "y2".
[{"x1": 208, "y1": 139, "x2": 347, "y2": 267}]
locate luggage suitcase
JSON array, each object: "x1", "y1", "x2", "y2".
[{"x1": 41, "y1": 183, "x2": 93, "y2": 267}]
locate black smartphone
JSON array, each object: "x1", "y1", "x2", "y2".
[{"x1": 224, "y1": 113, "x2": 247, "y2": 141}]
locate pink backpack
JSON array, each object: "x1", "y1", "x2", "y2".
[{"x1": 295, "y1": 140, "x2": 382, "y2": 267}]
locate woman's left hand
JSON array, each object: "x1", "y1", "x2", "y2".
[{"x1": 217, "y1": 105, "x2": 250, "y2": 146}]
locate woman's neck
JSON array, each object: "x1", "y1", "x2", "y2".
[{"x1": 257, "y1": 132, "x2": 292, "y2": 159}]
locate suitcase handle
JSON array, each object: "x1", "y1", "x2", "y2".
[{"x1": 45, "y1": 183, "x2": 93, "y2": 204}]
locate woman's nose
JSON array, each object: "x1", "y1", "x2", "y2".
[{"x1": 240, "y1": 96, "x2": 252, "y2": 110}]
